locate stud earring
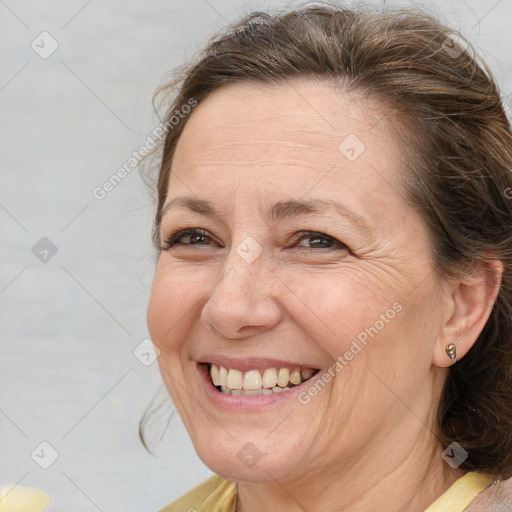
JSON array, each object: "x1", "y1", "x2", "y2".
[{"x1": 445, "y1": 343, "x2": 457, "y2": 364}]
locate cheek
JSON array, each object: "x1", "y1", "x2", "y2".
[
  {"x1": 279, "y1": 263, "x2": 438, "y2": 407},
  {"x1": 276, "y1": 265, "x2": 402, "y2": 359},
  {"x1": 147, "y1": 264, "x2": 204, "y2": 419},
  {"x1": 146, "y1": 262, "x2": 203, "y2": 351}
]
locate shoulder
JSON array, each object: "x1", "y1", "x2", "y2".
[
  {"x1": 466, "y1": 475, "x2": 512, "y2": 511},
  {"x1": 159, "y1": 475, "x2": 237, "y2": 512}
]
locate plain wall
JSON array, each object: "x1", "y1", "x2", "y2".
[{"x1": 1, "y1": 0, "x2": 511, "y2": 510}]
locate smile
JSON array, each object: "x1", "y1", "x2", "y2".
[{"x1": 208, "y1": 363, "x2": 319, "y2": 396}]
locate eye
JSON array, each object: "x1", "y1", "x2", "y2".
[
  {"x1": 161, "y1": 228, "x2": 347, "y2": 252},
  {"x1": 290, "y1": 231, "x2": 347, "y2": 250},
  {"x1": 161, "y1": 228, "x2": 220, "y2": 249}
]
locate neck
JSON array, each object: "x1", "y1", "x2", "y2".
[{"x1": 236, "y1": 430, "x2": 464, "y2": 512}]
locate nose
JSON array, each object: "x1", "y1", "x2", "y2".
[{"x1": 200, "y1": 252, "x2": 282, "y2": 340}]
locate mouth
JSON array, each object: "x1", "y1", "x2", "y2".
[{"x1": 203, "y1": 362, "x2": 320, "y2": 396}]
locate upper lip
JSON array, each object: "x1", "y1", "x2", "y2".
[{"x1": 197, "y1": 355, "x2": 320, "y2": 372}]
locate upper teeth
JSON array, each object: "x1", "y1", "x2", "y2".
[{"x1": 209, "y1": 364, "x2": 315, "y2": 394}]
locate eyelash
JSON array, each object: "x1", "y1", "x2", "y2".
[{"x1": 161, "y1": 228, "x2": 348, "y2": 251}]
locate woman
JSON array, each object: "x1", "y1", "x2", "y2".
[{"x1": 144, "y1": 4, "x2": 512, "y2": 511}]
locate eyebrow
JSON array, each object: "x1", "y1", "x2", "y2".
[{"x1": 161, "y1": 196, "x2": 372, "y2": 233}]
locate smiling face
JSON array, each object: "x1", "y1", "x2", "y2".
[{"x1": 147, "y1": 80, "x2": 450, "y2": 486}]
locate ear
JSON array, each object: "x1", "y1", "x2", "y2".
[{"x1": 432, "y1": 258, "x2": 503, "y2": 368}]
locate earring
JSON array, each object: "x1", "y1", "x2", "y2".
[{"x1": 445, "y1": 343, "x2": 457, "y2": 364}]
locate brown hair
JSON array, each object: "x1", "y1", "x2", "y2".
[{"x1": 145, "y1": 3, "x2": 512, "y2": 478}]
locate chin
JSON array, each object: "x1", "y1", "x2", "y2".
[{"x1": 190, "y1": 426, "x2": 310, "y2": 483}]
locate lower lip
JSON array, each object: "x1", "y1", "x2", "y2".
[{"x1": 196, "y1": 363, "x2": 314, "y2": 412}]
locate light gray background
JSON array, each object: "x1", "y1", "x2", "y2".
[{"x1": 1, "y1": 1, "x2": 511, "y2": 511}]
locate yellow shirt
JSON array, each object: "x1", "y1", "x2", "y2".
[
  {"x1": 160, "y1": 471, "x2": 495, "y2": 512},
  {"x1": 0, "y1": 485, "x2": 51, "y2": 511}
]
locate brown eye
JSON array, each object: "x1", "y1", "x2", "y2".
[
  {"x1": 162, "y1": 228, "x2": 218, "y2": 249},
  {"x1": 293, "y1": 231, "x2": 346, "y2": 250},
  {"x1": 182, "y1": 232, "x2": 211, "y2": 245}
]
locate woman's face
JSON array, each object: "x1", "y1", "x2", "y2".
[{"x1": 147, "y1": 81, "x2": 448, "y2": 484}]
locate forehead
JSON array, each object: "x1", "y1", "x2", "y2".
[
  {"x1": 173, "y1": 79, "x2": 402, "y2": 170},
  {"x1": 169, "y1": 80, "x2": 407, "y2": 218}
]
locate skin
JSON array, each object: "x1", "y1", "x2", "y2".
[{"x1": 147, "y1": 80, "x2": 501, "y2": 511}]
